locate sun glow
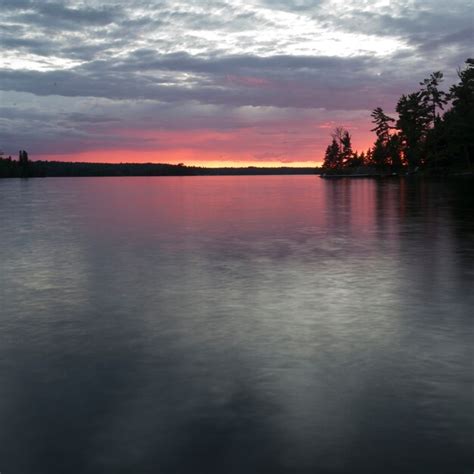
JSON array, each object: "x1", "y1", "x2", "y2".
[{"x1": 34, "y1": 150, "x2": 323, "y2": 168}]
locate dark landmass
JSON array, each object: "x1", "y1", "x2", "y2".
[
  {"x1": 0, "y1": 157, "x2": 320, "y2": 178},
  {"x1": 321, "y1": 59, "x2": 473, "y2": 177}
]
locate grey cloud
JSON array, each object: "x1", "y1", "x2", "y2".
[
  {"x1": 37, "y1": 2, "x2": 117, "y2": 24},
  {"x1": 64, "y1": 112, "x2": 121, "y2": 122},
  {"x1": 0, "y1": 0, "x2": 33, "y2": 9},
  {"x1": 3, "y1": 0, "x2": 118, "y2": 25},
  {"x1": 310, "y1": 1, "x2": 473, "y2": 57},
  {"x1": 0, "y1": 36, "x2": 54, "y2": 55},
  {"x1": 0, "y1": 50, "x2": 407, "y2": 112},
  {"x1": 0, "y1": 1, "x2": 269, "y2": 62},
  {"x1": 111, "y1": 50, "x2": 375, "y2": 74},
  {"x1": 253, "y1": 0, "x2": 472, "y2": 56},
  {"x1": 257, "y1": 0, "x2": 322, "y2": 13},
  {"x1": 1, "y1": 0, "x2": 472, "y2": 159}
]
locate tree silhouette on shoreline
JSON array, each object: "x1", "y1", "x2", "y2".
[{"x1": 322, "y1": 58, "x2": 473, "y2": 175}]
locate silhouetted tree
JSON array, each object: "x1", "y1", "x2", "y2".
[
  {"x1": 370, "y1": 107, "x2": 399, "y2": 171},
  {"x1": 371, "y1": 137, "x2": 390, "y2": 170},
  {"x1": 340, "y1": 130, "x2": 354, "y2": 166},
  {"x1": 346, "y1": 150, "x2": 365, "y2": 167},
  {"x1": 18, "y1": 150, "x2": 30, "y2": 177},
  {"x1": 371, "y1": 107, "x2": 395, "y2": 140},
  {"x1": 387, "y1": 134, "x2": 403, "y2": 172},
  {"x1": 396, "y1": 92, "x2": 431, "y2": 169},
  {"x1": 365, "y1": 148, "x2": 373, "y2": 165},
  {"x1": 419, "y1": 71, "x2": 449, "y2": 126},
  {"x1": 322, "y1": 127, "x2": 355, "y2": 170},
  {"x1": 417, "y1": 72, "x2": 450, "y2": 169},
  {"x1": 442, "y1": 59, "x2": 474, "y2": 169},
  {"x1": 323, "y1": 138, "x2": 341, "y2": 170}
]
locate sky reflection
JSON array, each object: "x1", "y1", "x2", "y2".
[{"x1": 0, "y1": 176, "x2": 473, "y2": 473}]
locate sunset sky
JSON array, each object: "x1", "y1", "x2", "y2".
[{"x1": 1, "y1": 0, "x2": 472, "y2": 167}]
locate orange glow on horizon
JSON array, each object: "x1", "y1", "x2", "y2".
[
  {"x1": 32, "y1": 124, "x2": 375, "y2": 168},
  {"x1": 34, "y1": 150, "x2": 324, "y2": 168}
]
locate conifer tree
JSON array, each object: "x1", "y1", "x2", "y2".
[{"x1": 396, "y1": 92, "x2": 431, "y2": 169}]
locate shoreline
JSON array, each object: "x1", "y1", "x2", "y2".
[{"x1": 0, "y1": 159, "x2": 320, "y2": 178}]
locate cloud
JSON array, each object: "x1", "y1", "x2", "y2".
[
  {"x1": 0, "y1": 0, "x2": 472, "y2": 163},
  {"x1": 2, "y1": 0, "x2": 118, "y2": 26},
  {"x1": 0, "y1": 52, "x2": 412, "y2": 113}
]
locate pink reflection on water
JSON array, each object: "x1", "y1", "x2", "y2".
[{"x1": 68, "y1": 176, "x2": 384, "y2": 245}]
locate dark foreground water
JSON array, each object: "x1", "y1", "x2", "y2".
[{"x1": 0, "y1": 176, "x2": 473, "y2": 474}]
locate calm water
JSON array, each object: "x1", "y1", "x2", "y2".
[{"x1": 0, "y1": 176, "x2": 473, "y2": 474}]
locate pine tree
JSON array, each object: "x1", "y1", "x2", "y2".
[
  {"x1": 370, "y1": 107, "x2": 398, "y2": 171},
  {"x1": 340, "y1": 130, "x2": 353, "y2": 166},
  {"x1": 370, "y1": 107, "x2": 395, "y2": 141},
  {"x1": 396, "y1": 92, "x2": 431, "y2": 170},
  {"x1": 443, "y1": 59, "x2": 474, "y2": 169},
  {"x1": 323, "y1": 138, "x2": 341, "y2": 170},
  {"x1": 419, "y1": 71, "x2": 449, "y2": 126}
]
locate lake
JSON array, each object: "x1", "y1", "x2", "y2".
[{"x1": 0, "y1": 176, "x2": 473, "y2": 474}]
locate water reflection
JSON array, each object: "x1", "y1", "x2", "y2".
[{"x1": 0, "y1": 176, "x2": 473, "y2": 473}]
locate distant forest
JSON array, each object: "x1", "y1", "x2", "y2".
[
  {"x1": 0, "y1": 157, "x2": 318, "y2": 178},
  {"x1": 322, "y1": 58, "x2": 473, "y2": 175}
]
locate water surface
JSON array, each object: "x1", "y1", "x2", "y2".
[{"x1": 0, "y1": 176, "x2": 473, "y2": 473}]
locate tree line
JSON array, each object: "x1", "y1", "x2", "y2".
[
  {"x1": 0, "y1": 155, "x2": 318, "y2": 178},
  {"x1": 323, "y1": 58, "x2": 473, "y2": 175}
]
